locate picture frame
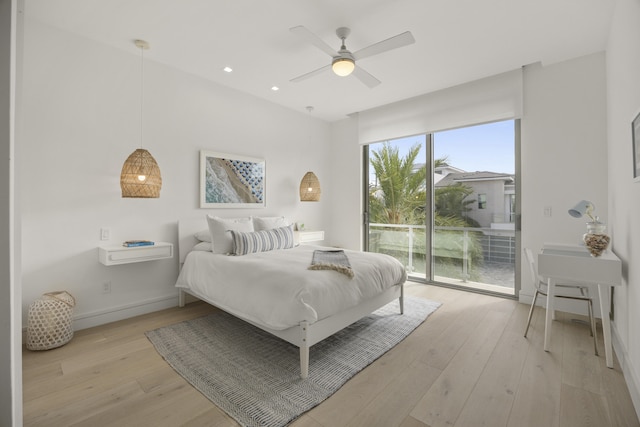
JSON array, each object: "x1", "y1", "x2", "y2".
[
  {"x1": 200, "y1": 151, "x2": 265, "y2": 208},
  {"x1": 633, "y1": 111, "x2": 640, "y2": 182}
]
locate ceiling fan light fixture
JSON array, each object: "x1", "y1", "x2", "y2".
[
  {"x1": 290, "y1": 25, "x2": 413, "y2": 87},
  {"x1": 332, "y1": 57, "x2": 355, "y2": 77}
]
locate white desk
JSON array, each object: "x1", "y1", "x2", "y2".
[{"x1": 538, "y1": 243, "x2": 622, "y2": 368}]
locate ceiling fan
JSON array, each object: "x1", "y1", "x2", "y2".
[{"x1": 289, "y1": 26, "x2": 415, "y2": 88}]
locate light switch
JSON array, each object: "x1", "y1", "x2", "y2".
[
  {"x1": 100, "y1": 228, "x2": 110, "y2": 241},
  {"x1": 543, "y1": 206, "x2": 552, "y2": 217}
]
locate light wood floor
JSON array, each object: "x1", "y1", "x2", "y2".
[{"x1": 23, "y1": 283, "x2": 640, "y2": 427}]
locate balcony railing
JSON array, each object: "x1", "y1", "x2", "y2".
[{"x1": 369, "y1": 223, "x2": 515, "y2": 293}]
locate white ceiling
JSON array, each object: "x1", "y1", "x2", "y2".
[{"x1": 25, "y1": 0, "x2": 615, "y2": 122}]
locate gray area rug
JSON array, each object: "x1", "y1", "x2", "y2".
[{"x1": 146, "y1": 296, "x2": 441, "y2": 427}]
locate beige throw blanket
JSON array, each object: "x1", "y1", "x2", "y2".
[{"x1": 309, "y1": 250, "x2": 354, "y2": 279}]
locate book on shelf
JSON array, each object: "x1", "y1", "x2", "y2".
[{"x1": 122, "y1": 240, "x2": 155, "y2": 247}]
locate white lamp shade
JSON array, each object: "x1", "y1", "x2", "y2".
[
  {"x1": 332, "y1": 58, "x2": 355, "y2": 76},
  {"x1": 568, "y1": 200, "x2": 594, "y2": 218}
]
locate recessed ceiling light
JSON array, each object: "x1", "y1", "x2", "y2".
[
  {"x1": 271, "y1": 86, "x2": 279, "y2": 91},
  {"x1": 223, "y1": 66, "x2": 233, "y2": 73}
]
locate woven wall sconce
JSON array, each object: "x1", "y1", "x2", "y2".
[
  {"x1": 120, "y1": 148, "x2": 162, "y2": 198},
  {"x1": 300, "y1": 171, "x2": 321, "y2": 201},
  {"x1": 121, "y1": 39, "x2": 162, "y2": 198}
]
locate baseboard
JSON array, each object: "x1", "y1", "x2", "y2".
[
  {"x1": 612, "y1": 322, "x2": 640, "y2": 421},
  {"x1": 72, "y1": 294, "x2": 179, "y2": 330},
  {"x1": 518, "y1": 291, "x2": 534, "y2": 305},
  {"x1": 22, "y1": 294, "x2": 180, "y2": 343}
]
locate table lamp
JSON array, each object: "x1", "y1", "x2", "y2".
[{"x1": 568, "y1": 200, "x2": 595, "y2": 221}]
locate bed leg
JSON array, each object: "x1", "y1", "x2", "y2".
[
  {"x1": 399, "y1": 283, "x2": 404, "y2": 315},
  {"x1": 300, "y1": 346, "x2": 309, "y2": 379},
  {"x1": 178, "y1": 289, "x2": 186, "y2": 308},
  {"x1": 300, "y1": 321, "x2": 309, "y2": 379}
]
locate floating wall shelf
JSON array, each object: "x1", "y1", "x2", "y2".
[{"x1": 99, "y1": 242, "x2": 173, "y2": 266}]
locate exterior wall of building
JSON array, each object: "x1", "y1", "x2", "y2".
[{"x1": 463, "y1": 180, "x2": 508, "y2": 227}]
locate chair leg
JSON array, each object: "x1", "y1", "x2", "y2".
[
  {"x1": 588, "y1": 299, "x2": 599, "y2": 356},
  {"x1": 524, "y1": 290, "x2": 539, "y2": 338}
]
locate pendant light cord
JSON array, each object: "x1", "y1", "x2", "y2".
[{"x1": 140, "y1": 44, "x2": 144, "y2": 150}]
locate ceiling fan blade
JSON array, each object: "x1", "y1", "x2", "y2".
[
  {"x1": 352, "y1": 66, "x2": 381, "y2": 88},
  {"x1": 290, "y1": 64, "x2": 331, "y2": 83},
  {"x1": 353, "y1": 31, "x2": 415, "y2": 61},
  {"x1": 290, "y1": 26, "x2": 338, "y2": 58}
]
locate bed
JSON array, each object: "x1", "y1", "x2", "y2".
[{"x1": 176, "y1": 217, "x2": 407, "y2": 378}]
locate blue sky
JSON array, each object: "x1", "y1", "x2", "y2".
[
  {"x1": 372, "y1": 120, "x2": 515, "y2": 175},
  {"x1": 435, "y1": 120, "x2": 515, "y2": 174}
]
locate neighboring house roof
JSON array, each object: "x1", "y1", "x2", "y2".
[
  {"x1": 435, "y1": 171, "x2": 514, "y2": 187},
  {"x1": 434, "y1": 164, "x2": 466, "y2": 175}
]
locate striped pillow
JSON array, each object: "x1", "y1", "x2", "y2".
[{"x1": 230, "y1": 225, "x2": 295, "y2": 256}]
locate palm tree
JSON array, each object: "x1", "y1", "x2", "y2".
[
  {"x1": 369, "y1": 142, "x2": 428, "y2": 225},
  {"x1": 369, "y1": 143, "x2": 483, "y2": 277}
]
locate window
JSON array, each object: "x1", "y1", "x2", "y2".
[{"x1": 478, "y1": 194, "x2": 487, "y2": 209}]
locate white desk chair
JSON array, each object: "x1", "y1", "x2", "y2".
[{"x1": 523, "y1": 247, "x2": 598, "y2": 355}]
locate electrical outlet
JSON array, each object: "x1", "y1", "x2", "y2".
[
  {"x1": 543, "y1": 206, "x2": 552, "y2": 217},
  {"x1": 102, "y1": 281, "x2": 111, "y2": 294},
  {"x1": 100, "y1": 228, "x2": 110, "y2": 241}
]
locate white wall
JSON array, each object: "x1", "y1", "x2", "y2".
[
  {"x1": 20, "y1": 19, "x2": 330, "y2": 330},
  {"x1": 1, "y1": 0, "x2": 22, "y2": 425},
  {"x1": 0, "y1": 0, "x2": 12, "y2": 420},
  {"x1": 327, "y1": 116, "x2": 362, "y2": 250},
  {"x1": 520, "y1": 53, "x2": 608, "y2": 309},
  {"x1": 606, "y1": 0, "x2": 640, "y2": 414}
]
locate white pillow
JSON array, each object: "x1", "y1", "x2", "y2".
[
  {"x1": 230, "y1": 225, "x2": 295, "y2": 256},
  {"x1": 194, "y1": 229, "x2": 211, "y2": 242},
  {"x1": 193, "y1": 241, "x2": 212, "y2": 252},
  {"x1": 252, "y1": 216, "x2": 288, "y2": 231},
  {"x1": 206, "y1": 216, "x2": 254, "y2": 254}
]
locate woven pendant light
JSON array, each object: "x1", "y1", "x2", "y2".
[
  {"x1": 299, "y1": 171, "x2": 321, "y2": 201},
  {"x1": 121, "y1": 39, "x2": 162, "y2": 198},
  {"x1": 120, "y1": 149, "x2": 162, "y2": 198}
]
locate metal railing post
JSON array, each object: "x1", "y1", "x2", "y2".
[
  {"x1": 462, "y1": 229, "x2": 469, "y2": 282},
  {"x1": 407, "y1": 225, "x2": 414, "y2": 272}
]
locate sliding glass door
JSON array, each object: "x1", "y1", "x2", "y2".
[
  {"x1": 365, "y1": 120, "x2": 519, "y2": 296},
  {"x1": 366, "y1": 134, "x2": 429, "y2": 276}
]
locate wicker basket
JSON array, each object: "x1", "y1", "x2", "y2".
[{"x1": 26, "y1": 291, "x2": 76, "y2": 351}]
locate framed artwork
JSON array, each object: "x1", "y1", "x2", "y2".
[
  {"x1": 200, "y1": 151, "x2": 265, "y2": 208},
  {"x1": 634, "y1": 111, "x2": 640, "y2": 182}
]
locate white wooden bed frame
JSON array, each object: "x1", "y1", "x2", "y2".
[{"x1": 177, "y1": 218, "x2": 404, "y2": 379}]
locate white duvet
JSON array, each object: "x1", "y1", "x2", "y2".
[{"x1": 175, "y1": 245, "x2": 407, "y2": 330}]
